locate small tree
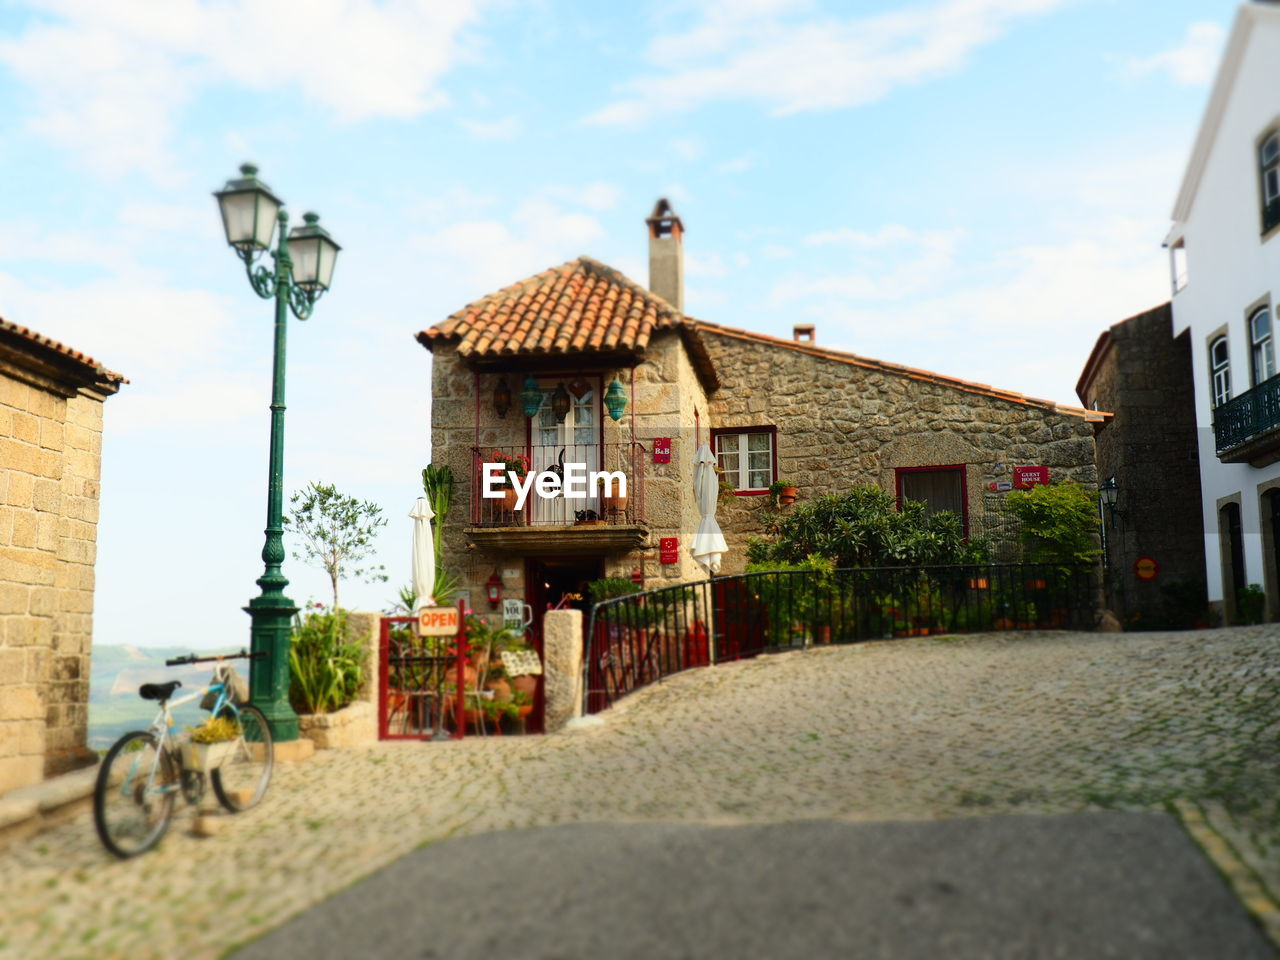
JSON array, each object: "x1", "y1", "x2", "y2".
[{"x1": 284, "y1": 481, "x2": 388, "y2": 609}]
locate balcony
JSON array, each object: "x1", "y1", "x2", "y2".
[
  {"x1": 1214, "y1": 375, "x2": 1280, "y2": 465},
  {"x1": 466, "y1": 442, "x2": 647, "y2": 553}
]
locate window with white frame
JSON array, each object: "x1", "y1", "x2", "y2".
[
  {"x1": 1251, "y1": 307, "x2": 1275, "y2": 385},
  {"x1": 1170, "y1": 239, "x2": 1188, "y2": 293},
  {"x1": 1210, "y1": 336, "x2": 1231, "y2": 408},
  {"x1": 1262, "y1": 131, "x2": 1280, "y2": 233},
  {"x1": 714, "y1": 429, "x2": 774, "y2": 492}
]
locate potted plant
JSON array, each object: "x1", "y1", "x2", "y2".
[
  {"x1": 182, "y1": 715, "x2": 240, "y2": 772},
  {"x1": 486, "y1": 451, "x2": 530, "y2": 512},
  {"x1": 769, "y1": 479, "x2": 798, "y2": 506}
]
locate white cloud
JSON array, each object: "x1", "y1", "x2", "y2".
[
  {"x1": 460, "y1": 115, "x2": 524, "y2": 140},
  {"x1": 549, "y1": 182, "x2": 623, "y2": 212},
  {"x1": 672, "y1": 138, "x2": 706, "y2": 161},
  {"x1": 0, "y1": 0, "x2": 487, "y2": 180},
  {"x1": 585, "y1": 0, "x2": 1073, "y2": 126},
  {"x1": 1126, "y1": 22, "x2": 1224, "y2": 87},
  {"x1": 717, "y1": 155, "x2": 754, "y2": 174}
]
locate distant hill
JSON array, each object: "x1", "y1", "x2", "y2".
[{"x1": 89, "y1": 645, "x2": 244, "y2": 749}]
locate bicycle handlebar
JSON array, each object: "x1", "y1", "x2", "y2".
[{"x1": 164, "y1": 649, "x2": 266, "y2": 667}]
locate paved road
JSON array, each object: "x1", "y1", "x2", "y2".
[
  {"x1": 233, "y1": 814, "x2": 1275, "y2": 960},
  {"x1": 1, "y1": 627, "x2": 1277, "y2": 959}
]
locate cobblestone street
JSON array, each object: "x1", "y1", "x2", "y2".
[{"x1": 2, "y1": 626, "x2": 1277, "y2": 960}]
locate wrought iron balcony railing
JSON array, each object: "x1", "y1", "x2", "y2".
[
  {"x1": 469, "y1": 442, "x2": 645, "y2": 527},
  {"x1": 1213, "y1": 374, "x2": 1280, "y2": 457}
]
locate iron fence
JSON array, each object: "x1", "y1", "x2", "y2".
[{"x1": 584, "y1": 562, "x2": 1096, "y2": 714}]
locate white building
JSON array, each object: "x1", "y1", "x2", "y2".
[{"x1": 1168, "y1": 1, "x2": 1280, "y2": 621}]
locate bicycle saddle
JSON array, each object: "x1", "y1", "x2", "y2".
[{"x1": 139, "y1": 680, "x2": 182, "y2": 701}]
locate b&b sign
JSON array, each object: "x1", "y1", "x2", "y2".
[{"x1": 417, "y1": 606, "x2": 461, "y2": 637}]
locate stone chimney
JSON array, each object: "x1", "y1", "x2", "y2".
[
  {"x1": 793, "y1": 324, "x2": 815, "y2": 343},
  {"x1": 646, "y1": 198, "x2": 684, "y2": 311}
]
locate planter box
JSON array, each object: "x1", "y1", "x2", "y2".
[
  {"x1": 298, "y1": 701, "x2": 376, "y2": 750},
  {"x1": 181, "y1": 740, "x2": 234, "y2": 772}
]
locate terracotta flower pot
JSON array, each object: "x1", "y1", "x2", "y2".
[
  {"x1": 779, "y1": 486, "x2": 798, "y2": 505},
  {"x1": 485, "y1": 678, "x2": 512, "y2": 702},
  {"x1": 501, "y1": 488, "x2": 519, "y2": 512},
  {"x1": 511, "y1": 675, "x2": 538, "y2": 698}
]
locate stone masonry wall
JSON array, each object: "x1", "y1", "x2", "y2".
[
  {"x1": 1079, "y1": 305, "x2": 1206, "y2": 626},
  {"x1": 1, "y1": 376, "x2": 107, "y2": 793},
  {"x1": 703, "y1": 330, "x2": 1099, "y2": 573},
  {"x1": 427, "y1": 332, "x2": 711, "y2": 615}
]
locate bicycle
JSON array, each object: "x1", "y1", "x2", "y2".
[{"x1": 92, "y1": 649, "x2": 274, "y2": 859}]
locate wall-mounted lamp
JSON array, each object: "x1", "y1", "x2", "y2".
[
  {"x1": 604, "y1": 376, "x2": 627, "y2": 421},
  {"x1": 485, "y1": 570, "x2": 503, "y2": 608},
  {"x1": 1100, "y1": 476, "x2": 1121, "y2": 525},
  {"x1": 493, "y1": 377, "x2": 512, "y2": 418}
]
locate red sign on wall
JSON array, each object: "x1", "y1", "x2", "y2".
[
  {"x1": 653, "y1": 438, "x2": 672, "y2": 463},
  {"x1": 659, "y1": 537, "x2": 679, "y2": 565},
  {"x1": 1013, "y1": 466, "x2": 1050, "y2": 489},
  {"x1": 1134, "y1": 556, "x2": 1160, "y2": 581}
]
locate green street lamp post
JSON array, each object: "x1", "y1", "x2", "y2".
[{"x1": 214, "y1": 163, "x2": 341, "y2": 741}]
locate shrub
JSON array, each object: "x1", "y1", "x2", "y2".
[
  {"x1": 289, "y1": 607, "x2": 366, "y2": 714},
  {"x1": 1004, "y1": 483, "x2": 1099, "y2": 566},
  {"x1": 746, "y1": 486, "x2": 989, "y2": 568}
]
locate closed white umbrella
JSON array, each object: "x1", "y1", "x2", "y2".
[
  {"x1": 410, "y1": 497, "x2": 436, "y2": 611},
  {"x1": 691, "y1": 443, "x2": 728, "y2": 574}
]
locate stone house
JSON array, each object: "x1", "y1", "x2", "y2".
[
  {"x1": 0, "y1": 319, "x2": 125, "y2": 793},
  {"x1": 416, "y1": 201, "x2": 1103, "y2": 710},
  {"x1": 1077, "y1": 303, "x2": 1207, "y2": 627}
]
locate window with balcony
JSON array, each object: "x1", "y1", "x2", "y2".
[
  {"x1": 1211, "y1": 336, "x2": 1231, "y2": 408},
  {"x1": 1262, "y1": 130, "x2": 1280, "y2": 235},
  {"x1": 1251, "y1": 307, "x2": 1274, "y2": 386},
  {"x1": 713, "y1": 427, "x2": 775, "y2": 493}
]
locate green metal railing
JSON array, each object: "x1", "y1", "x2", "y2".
[{"x1": 1213, "y1": 374, "x2": 1280, "y2": 455}]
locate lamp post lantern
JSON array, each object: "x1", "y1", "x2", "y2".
[{"x1": 214, "y1": 163, "x2": 341, "y2": 741}]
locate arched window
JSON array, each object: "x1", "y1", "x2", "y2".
[
  {"x1": 1252, "y1": 306, "x2": 1275, "y2": 385},
  {"x1": 1262, "y1": 131, "x2": 1280, "y2": 233},
  {"x1": 1210, "y1": 335, "x2": 1231, "y2": 407}
]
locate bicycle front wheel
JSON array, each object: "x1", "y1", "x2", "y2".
[
  {"x1": 211, "y1": 704, "x2": 273, "y2": 812},
  {"x1": 93, "y1": 730, "x2": 177, "y2": 859}
]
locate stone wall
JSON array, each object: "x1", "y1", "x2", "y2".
[
  {"x1": 1, "y1": 375, "x2": 112, "y2": 793},
  {"x1": 702, "y1": 328, "x2": 1099, "y2": 572},
  {"x1": 1078, "y1": 304, "x2": 1206, "y2": 626}
]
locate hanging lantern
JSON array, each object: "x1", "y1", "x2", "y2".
[
  {"x1": 604, "y1": 376, "x2": 627, "y2": 421},
  {"x1": 493, "y1": 377, "x2": 512, "y2": 418},
  {"x1": 520, "y1": 375, "x2": 542, "y2": 417},
  {"x1": 568, "y1": 377, "x2": 591, "y2": 399},
  {"x1": 551, "y1": 382, "x2": 571, "y2": 423},
  {"x1": 485, "y1": 570, "x2": 502, "y2": 608}
]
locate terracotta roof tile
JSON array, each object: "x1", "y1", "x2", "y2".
[
  {"x1": 0, "y1": 318, "x2": 128, "y2": 386},
  {"x1": 418, "y1": 256, "x2": 687, "y2": 360}
]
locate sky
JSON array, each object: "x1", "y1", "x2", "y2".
[{"x1": 0, "y1": 0, "x2": 1242, "y2": 649}]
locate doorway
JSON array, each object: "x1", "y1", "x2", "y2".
[{"x1": 524, "y1": 555, "x2": 604, "y2": 733}]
